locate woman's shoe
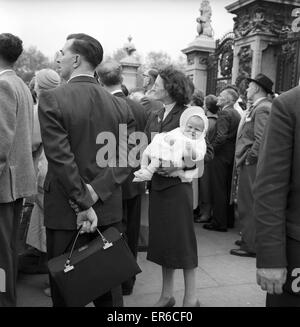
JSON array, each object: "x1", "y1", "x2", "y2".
[
  {"x1": 163, "y1": 297, "x2": 176, "y2": 307},
  {"x1": 195, "y1": 299, "x2": 201, "y2": 307},
  {"x1": 154, "y1": 297, "x2": 176, "y2": 307}
]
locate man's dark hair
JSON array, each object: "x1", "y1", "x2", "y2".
[
  {"x1": 191, "y1": 90, "x2": 204, "y2": 107},
  {"x1": 0, "y1": 33, "x2": 23, "y2": 64},
  {"x1": 159, "y1": 66, "x2": 192, "y2": 106},
  {"x1": 205, "y1": 94, "x2": 219, "y2": 114},
  {"x1": 147, "y1": 68, "x2": 158, "y2": 81},
  {"x1": 67, "y1": 33, "x2": 103, "y2": 69},
  {"x1": 97, "y1": 60, "x2": 123, "y2": 86}
]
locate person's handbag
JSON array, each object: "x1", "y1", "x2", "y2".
[{"x1": 47, "y1": 227, "x2": 142, "y2": 307}]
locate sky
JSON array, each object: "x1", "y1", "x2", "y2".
[{"x1": 0, "y1": 0, "x2": 235, "y2": 61}]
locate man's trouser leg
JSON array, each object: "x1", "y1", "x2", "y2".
[
  {"x1": 199, "y1": 162, "x2": 212, "y2": 219},
  {"x1": 211, "y1": 156, "x2": 230, "y2": 229},
  {"x1": 46, "y1": 223, "x2": 124, "y2": 307},
  {"x1": 237, "y1": 164, "x2": 256, "y2": 253},
  {"x1": 0, "y1": 199, "x2": 23, "y2": 307},
  {"x1": 122, "y1": 195, "x2": 141, "y2": 292}
]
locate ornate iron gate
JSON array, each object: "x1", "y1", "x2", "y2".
[
  {"x1": 275, "y1": 32, "x2": 300, "y2": 94},
  {"x1": 206, "y1": 32, "x2": 234, "y2": 95}
]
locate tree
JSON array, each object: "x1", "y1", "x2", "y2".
[
  {"x1": 144, "y1": 51, "x2": 172, "y2": 70},
  {"x1": 143, "y1": 51, "x2": 187, "y2": 73},
  {"x1": 104, "y1": 48, "x2": 126, "y2": 62},
  {"x1": 14, "y1": 46, "x2": 54, "y2": 83},
  {"x1": 173, "y1": 54, "x2": 187, "y2": 72}
]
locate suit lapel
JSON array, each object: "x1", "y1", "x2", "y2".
[{"x1": 161, "y1": 103, "x2": 183, "y2": 129}]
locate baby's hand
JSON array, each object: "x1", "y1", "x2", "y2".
[{"x1": 164, "y1": 135, "x2": 175, "y2": 146}]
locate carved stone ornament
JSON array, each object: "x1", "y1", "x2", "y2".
[
  {"x1": 199, "y1": 56, "x2": 208, "y2": 65},
  {"x1": 187, "y1": 55, "x2": 195, "y2": 65},
  {"x1": 196, "y1": 0, "x2": 214, "y2": 38},
  {"x1": 123, "y1": 35, "x2": 136, "y2": 56},
  {"x1": 238, "y1": 45, "x2": 252, "y2": 78},
  {"x1": 233, "y1": 4, "x2": 291, "y2": 38}
]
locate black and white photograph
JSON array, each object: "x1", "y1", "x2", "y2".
[{"x1": 0, "y1": 0, "x2": 300, "y2": 314}]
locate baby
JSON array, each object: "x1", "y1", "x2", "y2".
[{"x1": 133, "y1": 106, "x2": 208, "y2": 183}]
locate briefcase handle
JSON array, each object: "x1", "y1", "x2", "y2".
[{"x1": 64, "y1": 226, "x2": 113, "y2": 273}]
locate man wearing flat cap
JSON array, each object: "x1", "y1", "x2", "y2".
[
  {"x1": 230, "y1": 73, "x2": 273, "y2": 258},
  {"x1": 38, "y1": 33, "x2": 135, "y2": 307}
]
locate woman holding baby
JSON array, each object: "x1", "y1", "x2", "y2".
[{"x1": 144, "y1": 66, "x2": 211, "y2": 307}]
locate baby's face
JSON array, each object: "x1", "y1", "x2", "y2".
[{"x1": 184, "y1": 116, "x2": 205, "y2": 139}]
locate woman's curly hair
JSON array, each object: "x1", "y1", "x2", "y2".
[{"x1": 159, "y1": 66, "x2": 192, "y2": 106}]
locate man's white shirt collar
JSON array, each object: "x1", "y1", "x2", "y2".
[
  {"x1": 67, "y1": 74, "x2": 94, "y2": 83},
  {"x1": 0, "y1": 69, "x2": 14, "y2": 76},
  {"x1": 163, "y1": 102, "x2": 176, "y2": 121},
  {"x1": 111, "y1": 89, "x2": 123, "y2": 95}
]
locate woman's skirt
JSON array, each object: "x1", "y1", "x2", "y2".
[{"x1": 147, "y1": 182, "x2": 198, "y2": 269}]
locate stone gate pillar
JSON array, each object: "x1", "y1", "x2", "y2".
[
  {"x1": 182, "y1": 0, "x2": 216, "y2": 94},
  {"x1": 226, "y1": 0, "x2": 298, "y2": 87},
  {"x1": 120, "y1": 36, "x2": 140, "y2": 90}
]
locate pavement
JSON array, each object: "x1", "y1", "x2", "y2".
[{"x1": 16, "y1": 223, "x2": 266, "y2": 307}]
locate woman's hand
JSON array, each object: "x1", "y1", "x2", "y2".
[{"x1": 157, "y1": 160, "x2": 181, "y2": 176}]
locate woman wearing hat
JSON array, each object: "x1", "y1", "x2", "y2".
[{"x1": 26, "y1": 69, "x2": 60, "y2": 296}]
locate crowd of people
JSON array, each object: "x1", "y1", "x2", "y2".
[{"x1": 0, "y1": 32, "x2": 299, "y2": 307}]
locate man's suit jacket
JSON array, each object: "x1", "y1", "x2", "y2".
[
  {"x1": 254, "y1": 86, "x2": 300, "y2": 268},
  {"x1": 145, "y1": 104, "x2": 214, "y2": 191},
  {"x1": 38, "y1": 76, "x2": 135, "y2": 230},
  {"x1": 235, "y1": 98, "x2": 272, "y2": 168},
  {"x1": 0, "y1": 70, "x2": 36, "y2": 203},
  {"x1": 113, "y1": 91, "x2": 148, "y2": 200},
  {"x1": 211, "y1": 105, "x2": 241, "y2": 164}
]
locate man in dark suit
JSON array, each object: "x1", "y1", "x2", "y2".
[
  {"x1": 97, "y1": 60, "x2": 148, "y2": 295},
  {"x1": 143, "y1": 68, "x2": 158, "y2": 95},
  {"x1": 253, "y1": 85, "x2": 300, "y2": 307},
  {"x1": 204, "y1": 88, "x2": 241, "y2": 232},
  {"x1": 230, "y1": 74, "x2": 273, "y2": 258},
  {"x1": 38, "y1": 34, "x2": 135, "y2": 307},
  {"x1": 0, "y1": 33, "x2": 36, "y2": 307}
]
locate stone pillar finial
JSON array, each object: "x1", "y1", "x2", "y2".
[
  {"x1": 196, "y1": 0, "x2": 214, "y2": 38},
  {"x1": 120, "y1": 35, "x2": 140, "y2": 90},
  {"x1": 123, "y1": 35, "x2": 136, "y2": 57}
]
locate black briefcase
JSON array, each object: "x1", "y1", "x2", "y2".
[{"x1": 48, "y1": 227, "x2": 142, "y2": 307}]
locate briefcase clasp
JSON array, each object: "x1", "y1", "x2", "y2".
[
  {"x1": 64, "y1": 264, "x2": 74, "y2": 273},
  {"x1": 103, "y1": 242, "x2": 113, "y2": 250},
  {"x1": 97, "y1": 229, "x2": 113, "y2": 250},
  {"x1": 64, "y1": 259, "x2": 74, "y2": 273}
]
